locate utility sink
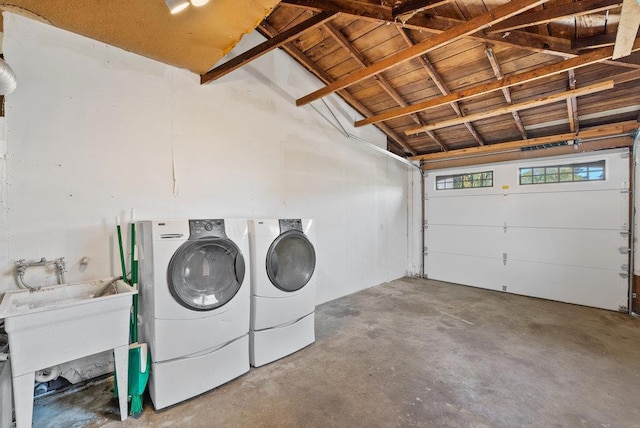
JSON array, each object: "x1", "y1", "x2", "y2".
[{"x1": 0, "y1": 278, "x2": 137, "y2": 427}]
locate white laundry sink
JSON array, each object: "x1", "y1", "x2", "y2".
[{"x1": 0, "y1": 278, "x2": 136, "y2": 427}]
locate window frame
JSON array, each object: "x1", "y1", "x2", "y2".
[
  {"x1": 518, "y1": 160, "x2": 606, "y2": 186},
  {"x1": 435, "y1": 170, "x2": 494, "y2": 191}
]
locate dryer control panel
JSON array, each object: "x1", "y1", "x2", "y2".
[
  {"x1": 189, "y1": 219, "x2": 227, "y2": 239},
  {"x1": 279, "y1": 219, "x2": 303, "y2": 233}
]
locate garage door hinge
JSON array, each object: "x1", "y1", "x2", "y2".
[
  {"x1": 621, "y1": 189, "x2": 631, "y2": 194},
  {"x1": 423, "y1": 247, "x2": 428, "y2": 255},
  {"x1": 423, "y1": 222, "x2": 428, "y2": 229},
  {"x1": 619, "y1": 305, "x2": 628, "y2": 313},
  {"x1": 503, "y1": 253, "x2": 508, "y2": 265},
  {"x1": 619, "y1": 247, "x2": 631, "y2": 254},
  {"x1": 503, "y1": 222, "x2": 508, "y2": 233}
]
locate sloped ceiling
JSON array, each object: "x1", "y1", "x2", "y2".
[{"x1": 0, "y1": 0, "x2": 280, "y2": 74}]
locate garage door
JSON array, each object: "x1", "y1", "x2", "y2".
[{"x1": 424, "y1": 149, "x2": 630, "y2": 312}]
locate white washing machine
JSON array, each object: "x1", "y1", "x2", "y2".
[
  {"x1": 248, "y1": 219, "x2": 317, "y2": 367},
  {"x1": 137, "y1": 219, "x2": 250, "y2": 409}
]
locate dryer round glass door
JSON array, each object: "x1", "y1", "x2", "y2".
[
  {"x1": 266, "y1": 230, "x2": 316, "y2": 292},
  {"x1": 167, "y1": 238, "x2": 246, "y2": 311}
]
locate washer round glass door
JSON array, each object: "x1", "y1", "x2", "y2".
[
  {"x1": 266, "y1": 230, "x2": 316, "y2": 292},
  {"x1": 167, "y1": 238, "x2": 245, "y2": 311}
]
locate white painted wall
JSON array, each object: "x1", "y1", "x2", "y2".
[
  {"x1": 1, "y1": 13, "x2": 414, "y2": 302},
  {"x1": 0, "y1": 13, "x2": 419, "y2": 382}
]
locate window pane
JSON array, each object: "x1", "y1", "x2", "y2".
[
  {"x1": 520, "y1": 160, "x2": 605, "y2": 186},
  {"x1": 436, "y1": 171, "x2": 493, "y2": 191}
]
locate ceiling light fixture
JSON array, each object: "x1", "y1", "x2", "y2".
[
  {"x1": 190, "y1": 0, "x2": 210, "y2": 6},
  {"x1": 166, "y1": 0, "x2": 189, "y2": 14}
]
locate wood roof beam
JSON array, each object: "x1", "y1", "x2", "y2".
[
  {"x1": 392, "y1": 0, "x2": 455, "y2": 18},
  {"x1": 487, "y1": 0, "x2": 622, "y2": 34},
  {"x1": 613, "y1": 0, "x2": 640, "y2": 59},
  {"x1": 411, "y1": 120, "x2": 638, "y2": 161},
  {"x1": 398, "y1": 28, "x2": 483, "y2": 146},
  {"x1": 257, "y1": 21, "x2": 417, "y2": 156},
  {"x1": 355, "y1": 41, "x2": 640, "y2": 127},
  {"x1": 420, "y1": 136, "x2": 633, "y2": 170},
  {"x1": 405, "y1": 81, "x2": 614, "y2": 135},
  {"x1": 484, "y1": 44, "x2": 528, "y2": 139},
  {"x1": 295, "y1": 0, "x2": 550, "y2": 106},
  {"x1": 201, "y1": 11, "x2": 337, "y2": 84}
]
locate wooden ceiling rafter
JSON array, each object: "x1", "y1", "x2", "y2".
[
  {"x1": 280, "y1": 1, "x2": 640, "y2": 70},
  {"x1": 257, "y1": 20, "x2": 417, "y2": 156},
  {"x1": 321, "y1": 21, "x2": 446, "y2": 152},
  {"x1": 486, "y1": 0, "x2": 623, "y2": 34},
  {"x1": 398, "y1": 28, "x2": 485, "y2": 146},
  {"x1": 392, "y1": 0, "x2": 457, "y2": 18},
  {"x1": 354, "y1": 41, "x2": 640, "y2": 128},
  {"x1": 200, "y1": 10, "x2": 337, "y2": 84},
  {"x1": 484, "y1": 43, "x2": 528, "y2": 139},
  {"x1": 404, "y1": 80, "x2": 614, "y2": 136},
  {"x1": 295, "y1": 0, "x2": 551, "y2": 106}
]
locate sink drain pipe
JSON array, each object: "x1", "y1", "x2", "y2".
[{"x1": 309, "y1": 100, "x2": 424, "y2": 277}]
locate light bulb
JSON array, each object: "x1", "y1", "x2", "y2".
[
  {"x1": 190, "y1": 0, "x2": 210, "y2": 6},
  {"x1": 166, "y1": 0, "x2": 189, "y2": 14}
]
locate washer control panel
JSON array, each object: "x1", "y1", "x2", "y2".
[
  {"x1": 279, "y1": 219, "x2": 303, "y2": 233},
  {"x1": 189, "y1": 219, "x2": 226, "y2": 239}
]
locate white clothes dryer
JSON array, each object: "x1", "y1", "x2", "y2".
[
  {"x1": 248, "y1": 219, "x2": 317, "y2": 367},
  {"x1": 137, "y1": 219, "x2": 250, "y2": 409}
]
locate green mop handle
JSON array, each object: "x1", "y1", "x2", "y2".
[{"x1": 116, "y1": 216, "x2": 128, "y2": 284}]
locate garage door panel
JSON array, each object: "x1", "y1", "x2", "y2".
[
  {"x1": 427, "y1": 194, "x2": 505, "y2": 226},
  {"x1": 506, "y1": 228, "x2": 628, "y2": 269},
  {"x1": 505, "y1": 191, "x2": 628, "y2": 230},
  {"x1": 424, "y1": 149, "x2": 630, "y2": 311},
  {"x1": 505, "y1": 261, "x2": 627, "y2": 311},
  {"x1": 428, "y1": 225, "x2": 505, "y2": 257},
  {"x1": 426, "y1": 252, "x2": 504, "y2": 292}
]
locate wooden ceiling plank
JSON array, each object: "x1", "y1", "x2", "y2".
[
  {"x1": 258, "y1": 21, "x2": 417, "y2": 156},
  {"x1": 201, "y1": 11, "x2": 337, "y2": 84},
  {"x1": 567, "y1": 69, "x2": 580, "y2": 134},
  {"x1": 487, "y1": 0, "x2": 622, "y2": 34},
  {"x1": 398, "y1": 28, "x2": 485, "y2": 146},
  {"x1": 295, "y1": 0, "x2": 550, "y2": 106},
  {"x1": 411, "y1": 120, "x2": 638, "y2": 161},
  {"x1": 485, "y1": 44, "x2": 528, "y2": 139},
  {"x1": 573, "y1": 32, "x2": 618, "y2": 50},
  {"x1": 405, "y1": 80, "x2": 614, "y2": 135},
  {"x1": 355, "y1": 41, "x2": 640, "y2": 127},
  {"x1": 392, "y1": 0, "x2": 456, "y2": 17},
  {"x1": 613, "y1": 0, "x2": 640, "y2": 59},
  {"x1": 323, "y1": 21, "x2": 445, "y2": 151}
]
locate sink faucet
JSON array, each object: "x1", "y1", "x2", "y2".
[{"x1": 16, "y1": 257, "x2": 67, "y2": 291}]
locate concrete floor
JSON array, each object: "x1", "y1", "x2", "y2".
[{"x1": 32, "y1": 277, "x2": 640, "y2": 427}]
